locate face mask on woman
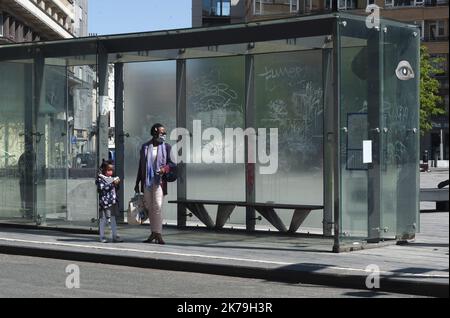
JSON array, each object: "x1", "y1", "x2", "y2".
[{"x1": 157, "y1": 134, "x2": 166, "y2": 143}]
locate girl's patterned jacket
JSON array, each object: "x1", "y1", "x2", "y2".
[{"x1": 95, "y1": 174, "x2": 119, "y2": 209}]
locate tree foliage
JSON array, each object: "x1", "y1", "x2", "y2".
[{"x1": 420, "y1": 45, "x2": 446, "y2": 134}]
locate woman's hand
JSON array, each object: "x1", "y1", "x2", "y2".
[{"x1": 160, "y1": 165, "x2": 170, "y2": 175}]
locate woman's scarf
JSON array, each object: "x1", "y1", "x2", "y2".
[{"x1": 145, "y1": 142, "x2": 166, "y2": 189}]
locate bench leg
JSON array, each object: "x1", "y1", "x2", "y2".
[
  {"x1": 185, "y1": 203, "x2": 215, "y2": 228},
  {"x1": 289, "y1": 209, "x2": 311, "y2": 233},
  {"x1": 215, "y1": 205, "x2": 236, "y2": 229},
  {"x1": 436, "y1": 201, "x2": 449, "y2": 212},
  {"x1": 254, "y1": 207, "x2": 287, "y2": 233}
]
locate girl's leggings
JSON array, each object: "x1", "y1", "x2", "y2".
[{"x1": 99, "y1": 208, "x2": 118, "y2": 239}]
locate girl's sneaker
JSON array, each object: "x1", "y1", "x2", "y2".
[
  {"x1": 100, "y1": 238, "x2": 108, "y2": 243},
  {"x1": 113, "y1": 236, "x2": 123, "y2": 243}
]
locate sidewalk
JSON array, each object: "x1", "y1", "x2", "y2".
[{"x1": 0, "y1": 212, "x2": 448, "y2": 297}]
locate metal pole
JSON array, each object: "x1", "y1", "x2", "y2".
[
  {"x1": 332, "y1": 19, "x2": 341, "y2": 253},
  {"x1": 33, "y1": 53, "x2": 45, "y2": 225},
  {"x1": 245, "y1": 54, "x2": 256, "y2": 232},
  {"x1": 23, "y1": 61, "x2": 35, "y2": 221},
  {"x1": 323, "y1": 47, "x2": 334, "y2": 237},
  {"x1": 114, "y1": 62, "x2": 125, "y2": 222},
  {"x1": 176, "y1": 59, "x2": 187, "y2": 228}
]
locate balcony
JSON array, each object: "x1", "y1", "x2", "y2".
[
  {"x1": 0, "y1": 36, "x2": 15, "y2": 45},
  {"x1": 2, "y1": 0, "x2": 73, "y2": 39}
]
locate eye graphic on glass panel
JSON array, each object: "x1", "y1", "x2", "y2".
[{"x1": 395, "y1": 60, "x2": 415, "y2": 81}]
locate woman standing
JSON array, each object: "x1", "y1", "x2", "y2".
[{"x1": 134, "y1": 123, "x2": 174, "y2": 244}]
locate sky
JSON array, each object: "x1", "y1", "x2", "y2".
[{"x1": 88, "y1": 0, "x2": 192, "y2": 35}]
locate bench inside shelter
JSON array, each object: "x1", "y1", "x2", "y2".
[
  {"x1": 420, "y1": 188, "x2": 449, "y2": 211},
  {"x1": 169, "y1": 200, "x2": 324, "y2": 233}
]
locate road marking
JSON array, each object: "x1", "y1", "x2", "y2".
[{"x1": 0, "y1": 237, "x2": 448, "y2": 279}]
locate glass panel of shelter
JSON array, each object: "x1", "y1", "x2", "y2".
[
  {"x1": 37, "y1": 55, "x2": 99, "y2": 229},
  {"x1": 338, "y1": 14, "x2": 420, "y2": 246},
  {"x1": 114, "y1": 35, "x2": 331, "y2": 232},
  {"x1": 0, "y1": 60, "x2": 33, "y2": 224}
]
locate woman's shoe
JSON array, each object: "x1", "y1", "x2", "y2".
[
  {"x1": 143, "y1": 233, "x2": 157, "y2": 243},
  {"x1": 154, "y1": 233, "x2": 165, "y2": 245}
]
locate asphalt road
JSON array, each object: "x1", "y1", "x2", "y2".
[{"x1": 0, "y1": 254, "x2": 426, "y2": 298}]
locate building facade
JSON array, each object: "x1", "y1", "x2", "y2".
[
  {"x1": 0, "y1": 0, "x2": 77, "y2": 43},
  {"x1": 194, "y1": 0, "x2": 449, "y2": 164}
]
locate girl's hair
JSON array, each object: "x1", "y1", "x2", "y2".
[{"x1": 100, "y1": 159, "x2": 114, "y2": 173}]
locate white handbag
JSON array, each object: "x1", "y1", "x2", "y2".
[{"x1": 127, "y1": 194, "x2": 148, "y2": 225}]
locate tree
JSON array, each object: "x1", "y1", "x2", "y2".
[{"x1": 420, "y1": 45, "x2": 446, "y2": 134}]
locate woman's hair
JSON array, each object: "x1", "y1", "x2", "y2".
[
  {"x1": 100, "y1": 159, "x2": 114, "y2": 173},
  {"x1": 151, "y1": 123, "x2": 164, "y2": 137}
]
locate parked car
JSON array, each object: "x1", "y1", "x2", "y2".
[{"x1": 75, "y1": 153, "x2": 96, "y2": 168}]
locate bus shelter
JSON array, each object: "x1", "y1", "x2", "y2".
[{"x1": 0, "y1": 13, "x2": 420, "y2": 252}]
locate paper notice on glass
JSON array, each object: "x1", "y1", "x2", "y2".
[{"x1": 363, "y1": 140, "x2": 373, "y2": 164}]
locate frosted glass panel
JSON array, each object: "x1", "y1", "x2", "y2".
[
  {"x1": 254, "y1": 50, "x2": 324, "y2": 232},
  {"x1": 66, "y1": 63, "x2": 98, "y2": 225},
  {"x1": 36, "y1": 64, "x2": 68, "y2": 224},
  {"x1": 339, "y1": 44, "x2": 370, "y2": 239},
  {"x1": 186, "y1": 57, "x2": 246, "y2": 226},
  {"x1": 0, "y1": 62, "x2": 28, "y2": 220},
  {"x1": 124, "y1": 61, "x2": 177, "y2": 223},
  {"x1": 339, "y1": 17, "x2": 420, "y2": 242},
  {"x1": 382, "y1": 25, "x2": 420, "y2": 239}
]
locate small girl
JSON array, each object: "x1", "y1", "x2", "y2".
[{"x1": 95, "y1": 160, "x2": 123, "y2": 243}]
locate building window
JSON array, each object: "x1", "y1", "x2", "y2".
[
  {"x1": 203, "y1": 0, "x2": 231, "y2": 16},
  {"x1": 386, "y1": 0, "x2": 426, "y2": 6},
  {"x1": 254, "y1": 0, "x2": 302, "y2": 15},
  {"x1": 426, "y1": 0, "x2": 449, "y2": 5},
  {"x1": 325, "y1": 0, "x2": 359, "y2": 9},
  {"x1": 291, "y1": 0, "x2": 299, "y2": 12},
  {"x1": 428, "y1": 20, "x2": 447, "y2": 40},
  {"x1": 414, "y1": 20, "x2": 425, "y2": 39},
  {"x1": 336, "y1": 0, "x2": 357, "y2": 9}
]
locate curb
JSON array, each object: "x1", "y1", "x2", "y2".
[
  {"x1": 0, "y1": 223, "x2": 97, "y2": 235},
  {"x1": 0, "y1": 243, "x2": 447, "y2": 298}
]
